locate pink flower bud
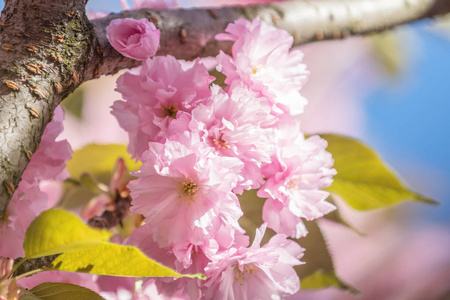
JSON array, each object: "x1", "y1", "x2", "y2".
[
  {"x1": 106, "y1": 18, "x2": 160, "y2": 61},
  {"x1": 0, "y1": 257, "x2": 13, "y2": 281}
]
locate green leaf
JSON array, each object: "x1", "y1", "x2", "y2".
[
  {"x1": 23, "y1": 209, "x2": 111, "y2": 259},
  {"x1": 322, "y1": 134, "x2": 437, "y2": 210},
  {"x1": 23, "y1": 209, "x2": 205, "y2": 280},
  {"x1": 370, "y1": 31, "x2": 404, "y2": 76},
  {"x1": 238, "y1": 190, "x2": 352, "y2": 291},
  {"x1": 20, "y1": 282, "x2": 104, "y2": 300},
  {"x1": 66, "y1": 144, "x2": 141, "y2": 181},
  {"x1": 61, "y1": 86, "x2": 84, "y2": 119},
  {"x1": 293, "y1": 221, "x2": 355, "y2": 291},
  {"x1": 209, "y1": 69, "x2": 227, "y2": 89},
  {"x1": 323, "y1": 196, "x2": 364, "y2": 236},
  {"x1": 300, "y1": 270, "x2": 355, "y2": 291},
  {"x1": 47, "y1": 243, "x2": 205, "y2": 280},
  {"x1": 237, "y1": 189, "x2": 268, "y2": 244}
]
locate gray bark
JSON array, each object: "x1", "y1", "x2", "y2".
[{"x1": 1, "y1": 0, "x2": 449, "y2": 217}]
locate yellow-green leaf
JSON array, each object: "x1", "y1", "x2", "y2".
[
  {"x1": 301, "y1": 270, "x2": 356, "y2": 292},
  {"x1": 61, "y1": 86, "x2": 84, "y2": 120},
  {"x1": 322, "y1": 134, "x2": 436, "y2": 210},
  {"x1": 323, "y1": 196, "x2": 364, "y2": 235},
  {"x1": 294, "y1": 221, "x2": 354, "y2": 291},
  {"x1": 19, "y1": 282, "x2": 104, "y2": 300},
  {"x1": 370, "y1": 31, "x2": 404, "y2": 76},
  {"x1": 48, "y1": 243, "x2": 206, "y2": 279},
  {"x1": 24, "y1": 209, "x2": 111, "y2": 259},
  {"x1": 66, "y1": 144, "x2": 141, "y2": 180},
  {"x1": 209, "y1": 69, "x2": 227, "y2": 89}
]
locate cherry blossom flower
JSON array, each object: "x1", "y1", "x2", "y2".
[
  {"x1": 216, "y1": 17, "x2": 309, "y2": 117},
  {"x1": 258, "y1": 135, "x2": 336, "y2": 238},
  {"x1": 128, "y1": 140, "x2": 243, "y2": 248},
  {"x1": 188, "y1": 84, "x2": 274, "y2": 193},
  {"x1": 203, "y1": 224, "x2": 304, "y2": 300},
  {"x1": 107, "y1": 18, "x2": 160, "y2": 61},
  {"x1": 112, "y1": 56, "x2": 214, "y2": 159},
  {"x1": 128, "y1": 224, "x2": 210, "y2": 299},
  {"x1": 98, "y1": 276, "x2": 188, "y2": 300}
]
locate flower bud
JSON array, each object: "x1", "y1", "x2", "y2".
[{"x1": 106, "y1": 18, "x2": 160, "y2": 61}]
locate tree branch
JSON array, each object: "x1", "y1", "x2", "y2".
[
  {"x1": 90, "y1": 0, "x2": 450, "y2": 74},
  {"x1": 1, "y1": 0, "x2": 449, "y2": 217},
  {"x1": 0, "y1": 0, "x2": 97, "y2": 216}
]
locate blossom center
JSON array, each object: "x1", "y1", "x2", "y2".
[
  {"x1": 234, "y1": 264, "x2": 260, "y2": 286},
  {"x1": 178, "y1": 178, "x2": 199, "y2": 204},
  {"x1": 211, "y1": 134, "x2": 230, "y2": 150},
  {"x1": 288, "y1": 177, "x2": 300, "y2": 190},
  {"x1": 161, "y1": 103, "x2": 178, "y2": 118}
]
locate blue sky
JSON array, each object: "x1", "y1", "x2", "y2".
[{"x1": 363, "y1": 23, "x2": 450, "y2": 224}]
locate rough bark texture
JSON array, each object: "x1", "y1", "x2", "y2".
[
  {"x1": 0, "y1": 0, "x2": 97, "y2": 217},
  {"x1": 1, "y1": 0, "x2": 450, "y2": 217}
]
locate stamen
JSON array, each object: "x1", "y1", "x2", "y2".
[
  {"x1": 234, "y1": 264, "x2": 260, "y2": 286},
  {"x1": 211, "y1": 134, "x2": 230, "y2": 149},
  {"x1": 288, "y1": 176, "x2": 302, "y2": 190},
  {"x1": 161, "y1": 103, "x2": 178, "y2": 118},
  {"x1": 177, "y1": 178, "x2": 199, "y2": 205}
]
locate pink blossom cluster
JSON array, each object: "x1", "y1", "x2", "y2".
[
  {"x1": 0, "y1": 106, "x2": 72, "y2": 258},
  {"x1": 109, "y1": 17, "x2": 336, "y2": 299}
]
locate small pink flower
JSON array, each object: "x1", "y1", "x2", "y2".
[
  {"x1": 216, "y1": 17, "x2": 309, "y2": 117},
  {"x1": 107, "y1": 18, "x2": 160, "y2": 61},
  {"x1": 129, "y1": 141, "x2": 243, "y2": 248},
  {"x1": 112, "y1": 56, "x2": 213, "y2": 159},
  {"x1": 258, "y1": 135, "x2": 336, "y2": 238},
  {"x1": 188, "y1": 84, "x2": 274, "y2": 193},
  {"x1": 128, "y1": 224, "x2": 215, "y2": 299},
  {"x1": 203, "y1": 224, "x2": 304, "y2": 300}
]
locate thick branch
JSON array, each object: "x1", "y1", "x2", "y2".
[
  {"x1": 0, "y1": 0, "x2": 97, "y2": 216},
  {"x1": 1, "y1": 0, "x2": 449, "y2": 217},
  {"x1": 90, "y1": 0, "x2": 450, "y2": 76}
]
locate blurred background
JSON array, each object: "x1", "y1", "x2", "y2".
[
  {"x1": 60, "y1": 1, "x2": 450, "y2": 299},
  {"x1": 3, "y1": 1, "x2": 449, "y2": 298}
]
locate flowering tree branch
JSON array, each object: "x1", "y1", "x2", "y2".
[{"x1": 0, "y1": 0, "x2": 449, "y2": 218}]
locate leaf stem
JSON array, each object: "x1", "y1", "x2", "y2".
[
  {"x1": 8, "y1": 258, "x2": 27, "y2": 279},
  {"x1": 14, "y1": 268, "x2": 44, "y2": 280}
]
